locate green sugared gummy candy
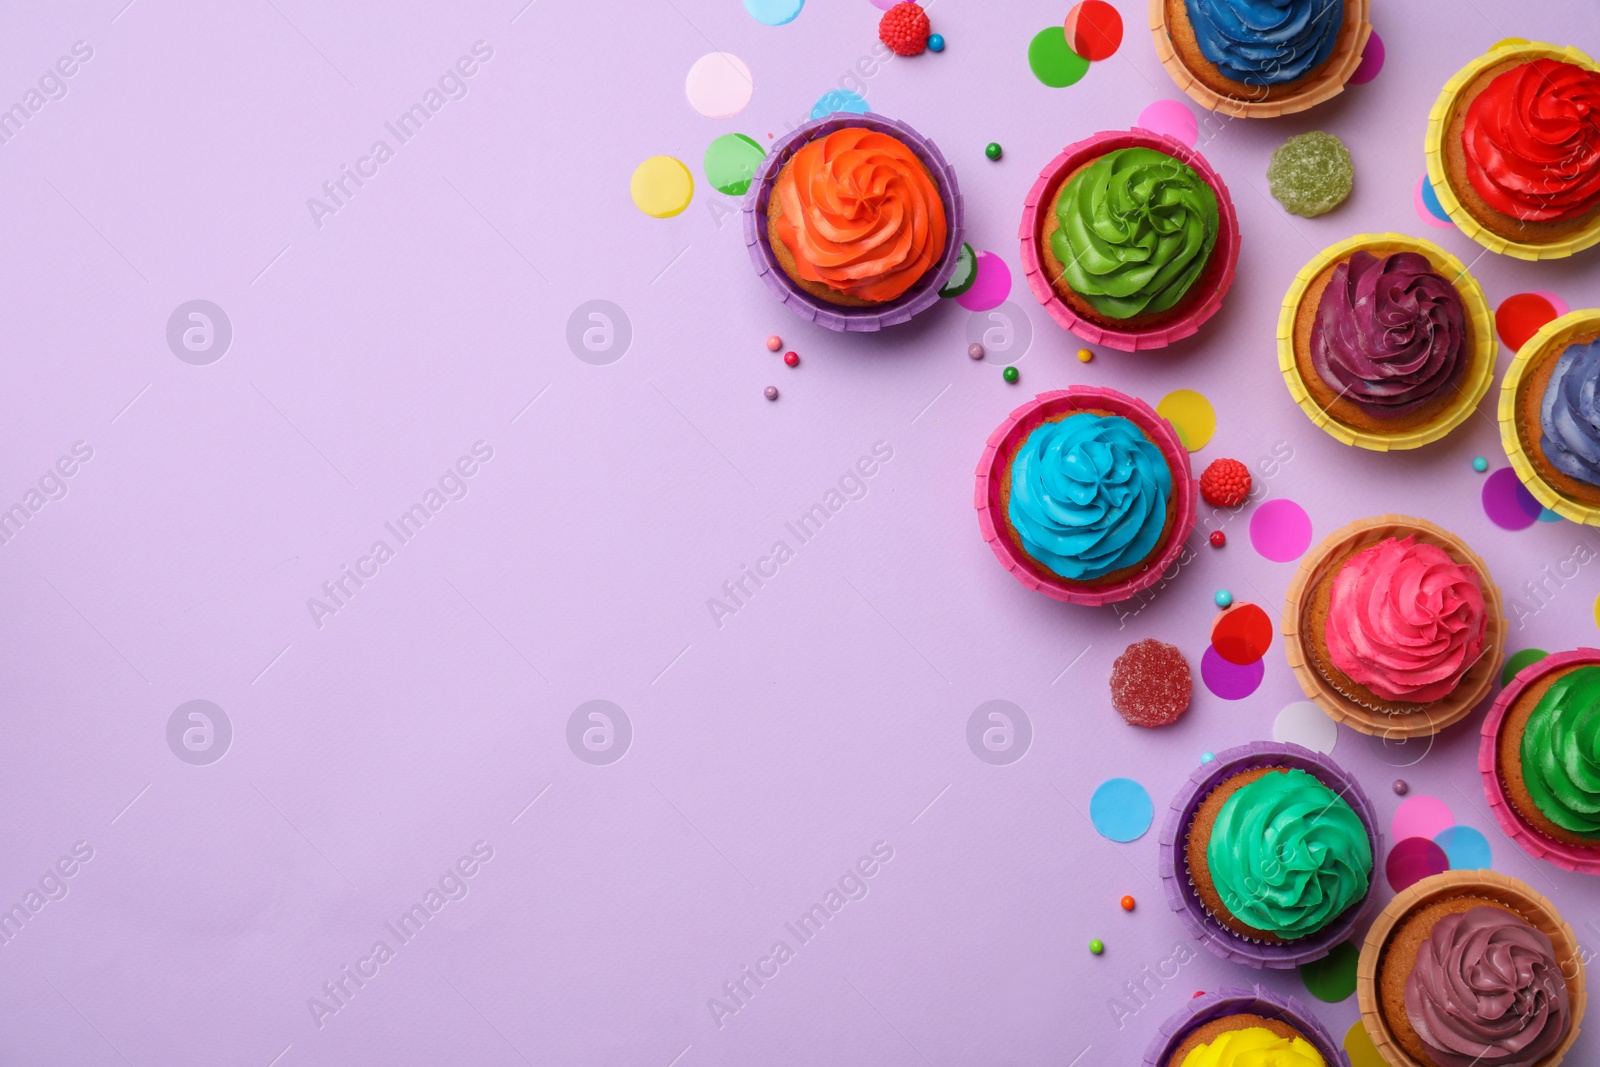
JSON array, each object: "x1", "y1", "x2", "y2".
[{"x1": 1267, "y1": 132, "x2": 1353, "y2": 218}]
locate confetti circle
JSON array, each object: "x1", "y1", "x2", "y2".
[
  {"x1": 1348, "y1": 29, "x2": 1385, "y2": 84},
  {"x1": 1501, "y1": 648, "x2": 1548, "y2": 687},
  {"x1": 1481, "y1": 467, "x2": 1541, "y2": 531},
  {"x1": 1064, "y1": 0, "x2": 1123, "y2": 61},
  {"x1": 955, "y1": 252, "x2": 1013, "y2": 312},
  {"x1": 1413, "y1": 175, "x2": 1455, "y2": 229},
  {"x1": 1200, "y1": 645, "x2": 1264, "y2": 700},
  {"x1": 1299, "y1": 941, "x2": 1359, "y2": 1002},
  {"x1": 1272, "y1": 701, "x2": 1338, "y2": 754},
  {"x1": 744, "y1": 0, "x2": 804, "y2": 25},
  {"x1": 685, "y1": 53, "x2": 753, "y2": 118},
  {"x1": 1495, "y1": 292, "x2": 1559, "y2": 352},
  {"x1": 1531, "y1": 290, "x2": 1570, "y2": 318},
  {"x1": 1435, "y1": 825, "x2": 1493, "y2": 870},
  {"x1": 1540, "y1": 507, "x2": 1563, "y2": 523},
  {"x1": 703, "y1": 134, "x2": 766, "y2": 196},
  {"x1": 1135, "y1": 99, "x2": 1198, "y2": 147},
  {"x1": 811, "y1": 88, "x2": 868, "y2": 118},
  {"x1": 1393, "y1": 794, "x2": 1454, "y2": 842},
  {"x1": 1344, "y1": 1021, "x2": 1389, "y2": 1067},
  {"x1": 1156, "y1": 389, "x2": 1216, "y2": 451},
  {"x1": 1249, "y1": 499, "x2": 1313, "y2": 562},
  {"x1": 1211, "y1": 603, "x2": 1271, "y2": 664},
  {"x1": 1387, "y1": 836, "x2": 1450, "y2": 892},
  {"x1": 1089, "y1": 778, "x2": 1154, "y2": 842},
  {"x1": 1028, "y1": 26, "x2": 1090, "y2": 88},
  {"x1": 631, "y1": 156, "x2": 694, "y2": 218}
]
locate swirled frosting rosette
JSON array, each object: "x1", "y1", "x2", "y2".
[
  {"x1": 1324, "y1": 536, "x2": 1489, "y2": 706},
  {"x1": 1185, "y1": 0, "x2": 1343, "y2": 86},
  {"x1": 1143, "y1": 987, "x2": 1347, "y2": 1067},
  {"x1": 1539, "y1": 340, "x2": 1600, "y2": 488},
  {"x1": 1464, "y1": 59, "x2": 1600, "y2": 224},
  {"x1": 1519, "y1": 665, "x2": 1600, "y2": 840},
  {"x1": 1310, "y1": 251, "x2": 1468, "y2": 418},
  {"x1": 1405, "y1": 906, "x2": 1572, "y2": 1067}
]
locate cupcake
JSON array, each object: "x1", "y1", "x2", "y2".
[
  {"x1": 1284, "y1": 516, "x2": 1505, "y2": 738},
  {"x1": 1359, "y1": 871, "x2": 1585, "y2": 1067},
  {"x1": 975, "y1": 387, "x2": 1197, "y2": 607},
  {"x1": 1020, "y1": 130, "x2": 1240, "y2": 351},
  {"x1": 745, "y1": 114, "x2": 962, "y2": 330},
  {"x1": 1498, "y1": 310, "x2": 1600, "y2": 523},
  {"x1": 1152, "y1": 0, "x2": 1372, "y2": 118},
  {"x1": 1144, "y1": 987, "x2": 1343, "y2": 1067},
  {"x1": 1279, "y1": 234, "x2": 1496, "y2": 450},
  {"x1": 1427, "y1": 43, "x2": 1600, "y2": 259},
  {"x1": 1160, "y1": 742, "x2": 1380, "y2": 967},
  {"x1": 1481, "y1": 649, "x2": 1600, "y2": 874}
]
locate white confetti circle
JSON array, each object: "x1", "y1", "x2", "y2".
[
  {"x1": 1272, "y1": 701, "x2": 1338, "y2": 754},
  {"x1": 685, "y1": 53, "x2": 753, "y2": 119}
]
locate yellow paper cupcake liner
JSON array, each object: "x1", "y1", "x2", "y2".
[
  {"x1": 1425, "y1": 41, "x2": 1600, "y2": 261},
  {"x1": 1277, "y1": 234, "x2": 1495, "y2": 451},
  {"x1": 1498, "y1": 309, "x2": 1600, "y2": 525}
]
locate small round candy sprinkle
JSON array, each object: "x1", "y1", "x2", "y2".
[
  {"x1": 1120, "y1": 896, "x2": 1135, "y2": 911},
  {"x1": 1393, "y1": 779, "x2": 1409, "y2": 796},
  {"x1": 1193, "y1": 991, "x2": 1205, "y2": 999},
  {"x1": 1214, "y1": 590, "x2": 1233, "y2": 608},
  {"x1": 1077, "y1": 348, "x2": 1092, "y2": 362},
  {"x1": 1473, "y1": 456, "x2": 1488, "y2": 472},
  {"x1": 763, "y1": 386, "x2": 779, "y2": 401},
  {"x1": 1002, "y1": 366, "x2": 1019, "y2": 384},
  {"x1": 1201, "y1": 752, "x2": 1215, "y2": 763},
  {"x1": 765, "y1": 335, "x2": 782, "y2": 352},
  {"x1": 1089, "y1": 939, "x2": 1104, "y2": 955},
  {"x1": 784, "y1": 351, "x2": 799, "y2": 368},
  {"x1": 985, "y1": 142, "x2": 1002, "y2": 161},
  {"x1": 1209, "y1": 530, "x2": 1226, "y2": 548},
  {"x1": 968, "y1": 343, "x2": 985, "y2": 360},
  {"x1": 927, "y1": 33, "x2": 945, "y2": 52}
]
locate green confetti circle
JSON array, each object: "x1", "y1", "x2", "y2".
[
  {"x1": 1501, "y1": 648, "x2": 1549, "y2": 687},
  {"x1": 703, "y1": 133, "x2": 766, "y2": 197},
  {"x1": 1028, "y1": 27, "x2": 1089, "y2": 88},
  {"x1": 1299, "y1": 941, "x2": 1360, "y2": 1002}
]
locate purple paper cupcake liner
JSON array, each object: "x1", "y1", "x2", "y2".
[
  {"x1": 1158, "y1": 741, "x2": 1383, "y2": 969},
  {"x1": 1143, "y1": 985, "x2": 1350, "y2": 1067},
  {"x1": 742, "y1": 113, "x2": 965, "y2": 332}
]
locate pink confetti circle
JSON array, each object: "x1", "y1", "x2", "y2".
[
  {"x1": 1387, "y1": 836, "x2": 1450, "y2": 892},
  {"x1": 1531, "y1": 290, "x2": 1570, "y2": 318},
  {"x1": 1392, "y1": 794, "x2": 1454, "y2": 842},
  {"x1": 1482, "y1": 467, "x2": 1541, "y2": 531},
  {"x1": 1349, "y1": 29, "x2": 1384, "y2": 84},
  {"x1": 956, "y1": 251, "x2": 1013, "y2": 312},
  {"x1": 1413, "y1": 175, "x2": 1456, "y2": 230},
  {"x1": 1249, "y1": 499, "x2": 1312, "y2": 562},
  {"x1": 1200, "y1": 646, "x2": 1264, "y2": 700},
  {"x1": 1135, "y1": 100, "x2": 1198, "y2": 148}
]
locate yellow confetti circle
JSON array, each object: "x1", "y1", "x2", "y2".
[
  {"x1": 1156, "y1": 389, "x2": 1216, "y2": 452},
  {"x1": 1592, "y1": 590, "x2": 1600, "y2": 631},
  {"x1": 1343, "y1": 1021, "x2": 1388, "y2": 1067},
  {"x1": 1492, "y1": 37, "x2": 1530, "y2": 49},
  {"x1": 631, "y1": 156, "x2": 694, "y2": 218}
]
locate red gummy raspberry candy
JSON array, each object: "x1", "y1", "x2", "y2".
[
  {"x1": 1109, "y1": 639, "x2": 1192, "y2": 728},
  {"x1": 879, "y1": 2, "x2": 931, "y2": 57},
  {"x1": 1200, "y1": 458, "x2": 1251, "y2": 508}
]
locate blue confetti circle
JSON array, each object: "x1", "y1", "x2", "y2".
[
  {"x1": 744, "y1": 0, "x2": 804, "y2": 26},
  {"x1": 1089, "y1": 778, "x2": 1154, "y2": 842},
  {"x1": 1435, "y1": 825, "x2": 1493, "y2": 870},
  {"x1": 1420, "y1": 176, "x2": 1452, "y2": 223},
  {"x1": 810, "y1": 88, "x2": 868, "y2": 119}
]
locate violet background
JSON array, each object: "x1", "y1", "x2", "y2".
[{"x1": 1, "y1": 1, "x2": 1597, "y2": 1064}]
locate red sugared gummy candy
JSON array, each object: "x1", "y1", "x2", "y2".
[
  {"x1": 1109, "y1": 639, "x2": 1192, "y2": 728},
  {"x1": 1200, "y1": 459, "x2": 1251, "y2": 508},
  {"x1": 879, "y1": 2, "x2": 931, "y2": 57}
]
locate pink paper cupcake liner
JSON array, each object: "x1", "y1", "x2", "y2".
[
  {"x1": 1018, "y1": 128, "x2": 1240, "y2": 351},
  {"x1": 974, "y1": 387, "x2": 1197, "y2": 607},
  {"x1": 1480, "y1": 648, "x2": 1600, "y2": 876},
  {"x1": 1142, "y1": 985, "x2": 1349, "y2": 1067},
  {"x1": 1158, "y1": 741, "x2": 1383, "y2": 969},
  {"x1": 742, "y1": 113, "x2": 964, "y2": 332}
]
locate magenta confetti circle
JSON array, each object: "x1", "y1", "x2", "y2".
[
  {"x1": 1481, "y1": 467, "x2": 1541, "y2": 531},
  {"x1": 1386, "y1": 836, "x2": 1450, "y2": 892},
  {"x1": 1249, "y1": 499, "x2": 1313, "y2": 562},
  {"x1": 1134, "y1": 100, "x2": 1197, "y2": 148},
  {"x1": 1200, "y1": 645, "x2": 1264, "y2": 700},
  {"x1": 1349, "y1": 29, "x2": 1384, "y2": 84},
  {"x1": 955, "y1": 252, "x2": 1013, "y2": 312}
]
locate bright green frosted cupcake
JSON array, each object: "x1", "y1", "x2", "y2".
[
  {"x1": 1500, "y1": 663, "x2": 1600, "y2": 850},
  {"x1": 1040, "y1": 146, "x2": 1220, "y2": 327},
  {"x1": 1185, "y1": 766, "x2": 1373, "y2": 942}
]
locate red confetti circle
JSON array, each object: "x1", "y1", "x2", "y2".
[
  {"x1": 1211, "y1": 603, "x2": 1272, "y2": 666},
  {"x1": 1064, "y1": 0, "x2": 1123, "y2": 62},
  {"x1": 1495, "y1": 293, "x2": 1558, "y2": 353},
  {"x1": 1109, "y1": 639, "x2": 1192, "y2": 727}
]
